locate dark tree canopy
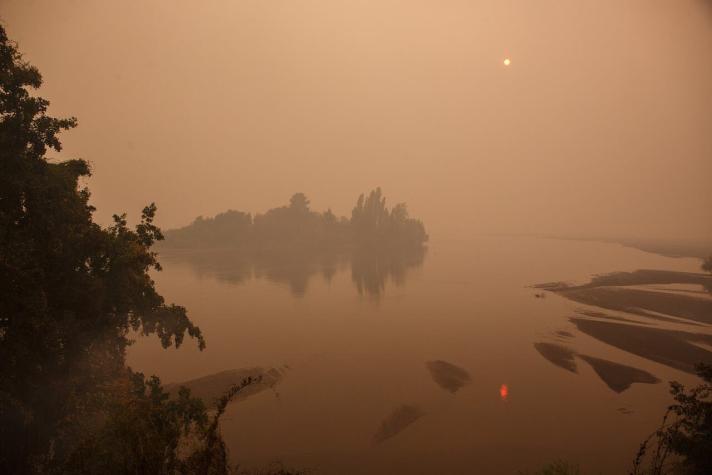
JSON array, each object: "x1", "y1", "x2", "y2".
[
  {"x1": 160, "y1": 190, "x2": 428, "y2": 299},
  {"x1": 350, "y1": 188, "x2": 428, "y2": 247},
  {"x1": 162, "y1": 188, "x2": 428, "y2": 252},
  {"x1": 0, "y1": 24, "x2": 219, "y2": 473},
  {"x1": 632, "y1": 364, "x2": 712, "y2": 475},
  {"x1": 703, "y1": 256, "x2": 712, "y2": 274}
]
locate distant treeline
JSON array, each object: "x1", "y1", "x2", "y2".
[{"x1": 162, "y1": 188, "x2": 428, "y2": 251}]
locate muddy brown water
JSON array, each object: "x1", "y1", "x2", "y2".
[{"x1": 128, "y1": 236, "x2": 710, "y2": 474}]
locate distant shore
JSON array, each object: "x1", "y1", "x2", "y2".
[{"x1": 534, "y1": 235, "x2": 712, "y2": 259}]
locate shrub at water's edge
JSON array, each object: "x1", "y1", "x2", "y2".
[
  {"x1": 703, "y1": 256, "x2": 712, "y2": 294},
  {"x1": 0, "y1": 24, "x2": 245, "y2": 474},
  {"x1": 702, "y1": 256, "x2": 712, "y2": 274},
  {"x1": 631, "y1": 363, "x2": 712, "y2": 475}
]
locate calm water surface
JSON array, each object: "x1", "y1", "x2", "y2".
[{"x1": 128, "y1": 235, "x2": 705, "y2": 474}]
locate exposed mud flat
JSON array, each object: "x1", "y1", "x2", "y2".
[
  {"x1": 570, "y1": 318, "x2": 712, "y2": 374},
  {"x1": 373, "y1": 404, "x2": 424, "y2": 444},
  {"x1": 166, "y1": 366, "x2": 286, "y2": 406},
  {"x1": 577, "y1": 354, "x2": 659, "y2": 393},
  {"x1": 533, "y1": 343, "x2": 578, "y2": 373},
  {"x1": 536, "y1": 269, "x2": 712, "y2": 376},
  {"x1": 537, "y1": 270, "x2": 712, "y2": 325},
  {"x1": 577, "y1": 310, "x2": 651, "y2": 326},
  {"x1": 425, "y1": 360, "x2": 471, "y2": 393},
  {"x1": 533, "y1": 342, "x2": 659, "y2": 392},
  {"x1": 538, "y1": 269, "x2": 712, "y2": 290},
  {"x1": 561, "y1": 287, "x2": 712, "y2": 325}
]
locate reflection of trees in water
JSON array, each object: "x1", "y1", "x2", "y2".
[
  {"x1": 160, "y1": 189, "x2": 428, "y2": 297},
  {"x1": 350, "y1": 245, "x2": 426, "y2": 298},
  {"x1": 252, "y1": 251, "x2": 348, "y2": 297},
  {"x1": 162, "y1": 245, "x2": 426, "y2": 298},
  {"x1": 161, "y1": 249, "x2": 348, "y2": 296}
]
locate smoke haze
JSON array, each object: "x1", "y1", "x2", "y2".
[{"x1": 3, "y1": 0, "x2": 711, "y2": 239}]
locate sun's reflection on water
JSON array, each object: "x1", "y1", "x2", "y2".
[{"x1": 500, "y1": 384, "x2": 509, "y2": 401}]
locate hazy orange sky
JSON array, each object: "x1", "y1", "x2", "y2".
[{"x1": 3, "y1": 0, "x2": 711, "y2": 239}]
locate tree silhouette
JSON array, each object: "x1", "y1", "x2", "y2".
[
  {"x1": 0, "y1": 25, "x2": 229, "y2": 473},
  {"x1": 163, "y1": 188, "x2": 427, "y2": 253},
  {"x1": 632, "y1": 364, "x2": 712, "y2": 475},
  {"x1": 351, "y1": 187, "x2": 428, "y2": 247},
  {"x1": 703, "y1": 257, "x2": 712, "y2": 295},
  {"x1": 160, "y1": 189, "x2": 428, "y2": 298},
  {"x1": 288, "y1": 192, "x2": 310, "y2": 213}
]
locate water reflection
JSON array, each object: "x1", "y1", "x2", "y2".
[
  {"x1": 499, "y1": 384, "x2": 509, "y2": 401},
  {"x1": 351, "y1": 245, "x2": 426, "y2": 298},
  {"x1": 132, "y1": 238, "x2": 706, "y2": 473},
  {"x1": 160, "y1": 245, "x2": 426, "y2": 298}
]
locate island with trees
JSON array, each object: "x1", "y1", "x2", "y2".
[
  {"x1": 161, "y1": 189, "x2": 428, "y2": 253},
  {"x1": 159, "y1": 190, "x2": 429, "y2": 297}
]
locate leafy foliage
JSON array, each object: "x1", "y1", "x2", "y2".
[
  {"x1": 351, "y1": 187, "x2": 428, "y2": 248},
  {"x1": 0, "y1": 24, "x2": 209, "y2": 472},
  {"x1": 702, "y1": 256, "x2": 712, "y2": 274},
  {"x1": 631, "y1": 364, "x2": 712, "y2": 475},
  {"x1": 64, "y1": 373, "x2": 258, "y2": 475}
]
